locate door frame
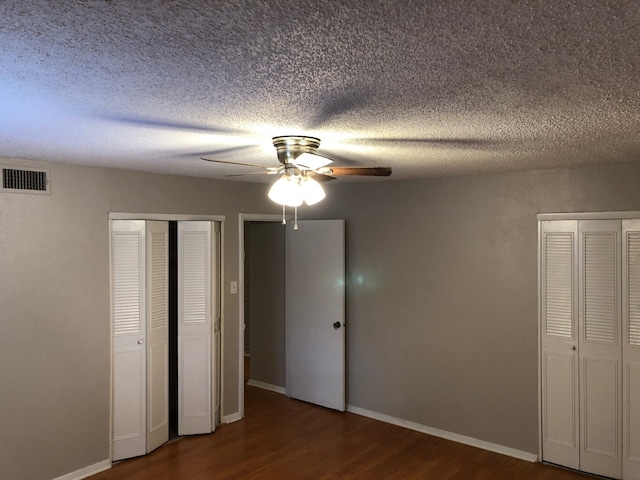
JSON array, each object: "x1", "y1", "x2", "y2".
[
  {"x1": 108, "y1": 212, "x2": 225, "y2": 464},
  {"x1": 237, "y1": 213, "x2": 285, "y2": 419},
  {"x1": 537, "y1": 211, "x2": 640, "y2": 463}
]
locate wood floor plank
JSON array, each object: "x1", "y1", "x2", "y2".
[{"x1": 89, "y1": 386, "x2": 594, "y2": 479}]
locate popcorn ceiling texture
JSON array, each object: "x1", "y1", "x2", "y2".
[{"x1": 0, "y1": 0, "x2": 639, "y2": 180}]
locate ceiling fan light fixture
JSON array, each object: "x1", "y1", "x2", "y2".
[
  {"x1": 301, "y1": 176, "x2": 326, "y2": 205},
  {"x1": 268, "y1": 175, "x2": 303, "y2": 207},
  {"x1": 267, "y1": 174, "x2": 326, "y2": 207}
]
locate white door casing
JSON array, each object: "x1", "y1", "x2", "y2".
[
  {"x1": 578, "y1": 220, "x2": 622, "y2": 479},
  {"x1": 286, "y1": 219, "x2": 345, "y2": 411},
  {"x1": 112, "y1": 220, "x2": 147, "y2": 461},
  {"x1": 145, "y1": 221, "x2": 169, "y2": 453},
  {"x1": 623, "y1": 219, "x2": 640, "y2": 480},
  {"x1": 541, "y1": 220, "x2": 580, "y2": 469},
  {"x1": 178, "y1": 221, "x2": 215, "y2": 435}
]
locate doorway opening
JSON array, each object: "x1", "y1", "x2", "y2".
[
  {"x1": 168, "y1": 221, "x2": 178, "y2": 440},
  {"x1": 243, "y1": 220, "x2": 287, "y2": 395},
  {"x1": 238, "y1": 215, "x2": 346, "y2": 417}
]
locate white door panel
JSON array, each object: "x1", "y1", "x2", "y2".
[
  {"x1": 543, "y1": 351, "x2": 578, "y2": 449},
  {"x1": 111, "y1": 220, "x2": 147, "y2": 461},
  {"x1": 624, "y1": 220, "x2": 640, "y2": 479},
  {"x1": 178, "y1": 221, "x2": 214, "y2": 435},
  {"x1": 146, "y1": 221, "x2": 169, "y2": 453},
  {"x1": 578, "y1": 220, "x2": 622, "y2": 479},
  {"x1": 541, "y1": 220, "x2": 580, "y2": 469},
  {"x1": 286, "y1": 219, "x2": 345, "y2": 411}
]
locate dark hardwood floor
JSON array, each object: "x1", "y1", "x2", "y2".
[{"x1": 91, "y1": 386, "x2": 593, "y2": 479}]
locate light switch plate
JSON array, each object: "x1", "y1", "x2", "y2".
[{"x1": 230, "y1": 281, "x2": 238, "y2": 294}]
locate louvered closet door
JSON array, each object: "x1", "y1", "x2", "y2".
[
  {"x1": 178, "y1": 221, "x2": 214, "y2": 435},
  {"x1": 111, "y1": 220, "x2": 147, "y2": 461},
  {"x1": 623, "y1": 220, "x2": 640, "y2": 479},
  {"x1": 541, "y1": 220, "x2": 580, "y2": 469},
  {"x1": 145, "y1": 221, "x2": 169, "y2": 453},
  {"x1": 578, "y1": 220, "x2": 622, "y2": 479}
]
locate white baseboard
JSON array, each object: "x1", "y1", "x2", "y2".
[
  {"x1": 222, "y1": 411, "x2": 242, "y2": 424},
  {"x1": 247, "y1": 379, "x2": 287, "y2": 395},
  {"x1": 346, "y1": 405, "x2": 538, "y2": 463},
  {"x1": 53, "y1": 459, "x2": 111, "y2": 480}
]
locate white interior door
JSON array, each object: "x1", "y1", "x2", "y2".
[
  {"x1": 145, "y1": 221, "x2": 169, "y2": 453},
  {"x1": 286, "y1": 219, "x2": 345, "y2": 411},
  {"x1": 178, "y1": 221, "x2": 215, "y2": 435},
  {"x1": 112, "y1": 220, "x2": 147, "y2": 461},
  {"x1": 623, "y1": 219, "x2": 640, "y2": 479},
  {"x1": 578, "y1": 220, "x2": 622, "y2": 479},
  {"x1": 541, "y1": 220, "x2": 580, "y2": 469}
]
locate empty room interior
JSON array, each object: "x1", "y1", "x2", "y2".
[{"x1": 2, "y1": 2, "x2": 640, "y2": 479}]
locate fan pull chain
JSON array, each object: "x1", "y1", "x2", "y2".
[
  {"x1": 294, "y1": 206, "x2": 299, "y2": 231},
  {"x1": 281, "y1": 204, "x2": 287, "y2": 225}
]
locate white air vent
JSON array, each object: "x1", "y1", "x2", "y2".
[{"x1": 1, "y1": 166, "x2": 50, "y2": 194}]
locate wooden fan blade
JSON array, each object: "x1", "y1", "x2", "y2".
[
  {"x1": 329, "y1": 167, "x2": 392, "y2": 177},
  {"x1": 201, "y1": 157, "x2": 271, "y2": 169},
  {"x1": 310, "y1": 173, "x2": 338, "y2": 182}
]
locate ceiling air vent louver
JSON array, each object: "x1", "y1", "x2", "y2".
[{"x1": 1, "y1": 166, "x2": 50, "y2": 194}]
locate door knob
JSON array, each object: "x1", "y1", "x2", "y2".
[
  {"x1": 570, "y1": 345, "x2": 576, "y2": 350},
  {"x1": 333, "y1": 321, "x2": 342, "y2": 329},
  {"x1": 138, "y1": 339, "x2": 144, "y2": 345}
]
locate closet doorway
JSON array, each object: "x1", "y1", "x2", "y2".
[
  {"x1": 110, "y1": 215, "x2": 223, "y2": 462},
  {"x1": 539, "y1": 213, "x2": 640, "y2": 480}
]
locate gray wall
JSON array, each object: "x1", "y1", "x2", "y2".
[
  {"x1": 0, "y1": 159, "x2": 273, "y2": 480},
  {"x1": 310, "y1": 162, "x2": 640, "y2": 454},
  {"x1": 3, "y1": 156, "x2": 640, "y2": 479},
  {"x1": 247, "y1": 222, "x2": 286, "y2": 388}
]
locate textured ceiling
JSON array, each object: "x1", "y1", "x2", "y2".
[{"x1": 1, "y1": 0, "x2": 639, "y2": 182}]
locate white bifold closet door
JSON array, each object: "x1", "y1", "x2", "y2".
[
  {"x1": 112, "y1": 220, "x2": 219, "y2": 462},
  {"x1": 112, "y1": 220, "x2": 169, "y2": 460},
  {"x1": 145, "y1": 221, "x2": 170, "y2": 453},
  {"x1": 541, "y1": 218, "x2": 640, "y2": 480},
  {"x1": 623, "y1": 219, "x2": 640, "y2": 479},
  {"x1": 577, "y1": 220, "x2": 622, "y2": 479},
  {"x1": 177, "y1": 221, "x2": 218, "y2": 435},
  {"x1": 541, "y1": 220, "x2": 580, "y2": 470},
  {"x1": 112, "y1": 220, "x2": 148, "y2": 461}
]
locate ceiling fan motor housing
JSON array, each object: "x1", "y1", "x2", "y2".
[{"x1": 272, "y1": 135, "x2": 321, "y2": 164}]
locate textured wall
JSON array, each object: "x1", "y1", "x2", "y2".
[
  {"x1": 309, "y1": 162, "x2": 640, "y2": 453},
  {"x1": 0, "y1": 160, "x2": 272, "y2": 480},
  {"x1": 3, "y1": 157, "x2": 640, "y2": 479}
]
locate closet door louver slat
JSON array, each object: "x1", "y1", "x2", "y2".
[
  {"x1": 113, "y1": 232, "x2": 143, "y2": 336},
  {"x1": 544, "y1": 232, "x2": 574, "y2": 339},
  {"x1": 584, "y1": 233, "x2": 618, "y2": 345}
]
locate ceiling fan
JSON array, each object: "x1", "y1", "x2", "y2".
[
  {"x1": 201, "y1": 135, "x2": 392, "y2": 229},
  {"x1": 201, "y1": 135, "x2": 392, "y2": 183}
]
